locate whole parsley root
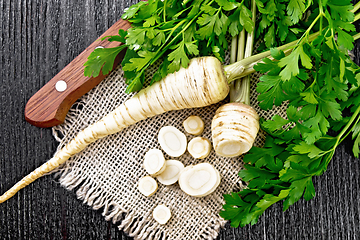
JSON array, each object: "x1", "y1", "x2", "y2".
[
  {"x1": 0, "y1": 32, "x2": 303, "y2": 202},
  {"x1": 0, "y1": 35, "x2": 309, "y2": 203},
  {"x1": 0, "y1": 57, "x2": 229, "y2": 203}
]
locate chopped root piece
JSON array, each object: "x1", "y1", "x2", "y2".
[
  {"x1": 178, "y1": 163, "x2": 221, "y2": 197},
  {"x1": 143, "y1": 149, "x2": 166, "y2": 176},
  {"x1": 183, "y1": 116, "x2": 205, "y2": 135},
  {"x1": 153, "y1": 205, "x2": 172, "y2": 225},
  {"x1": 211, "y1": 102, "x2": 259, "y2": 157},
  {"x1": 156, "y1": 160, "x2": 184, "y2": 185},
  {"x1": 138, "y1": 176, "x2": 158, "y2": 197},
  {"x1": 187, "y1": 137, "x2": 212, "y2": 159},
  {"x1": 158, "y1": 126, "x2": 187, "y2": 157}
]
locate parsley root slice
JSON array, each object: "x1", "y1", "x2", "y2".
[
  {"x1": 143, "y1": 149, "x2": 166, "y2": 176},
  {"x1": 178, "y1": 163, "x2": 221, "y2": 197},
  {"x1": 0, "y1": 56, "x2": 229, "y2": 203},
  {"x1": 156, "y1": 160, "x2": 184, "y2": 186},
  {"x1": 183, "y1": 115, "x2": 205, "y2": 135},
  {"x1": 138, "y1": 176, "x2": 158, "y2": 197},
  {"x1": 187, "y1": 137, "x2": 212, "y2": 159},
  {"x1": 153, "y1": 205, "x2": 171, "y2": 225},
  {"x1": 158, "y1": 126, "x2": 187, "y2": 157}
]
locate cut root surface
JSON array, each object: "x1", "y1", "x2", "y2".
[
  {"x1": 143, "y1": 149, "x2": 166, "y2": 176},
  {"x1": 183, "y1": 115, "x2": 205, "y2": 135},
  {"x1": 138, "y1": 176, "x2": 158, "y2": 197},
  {"x1": 215, "y1": 139, "x2": 251, "y2": 158},
  {"x1": 178, "y1": 163, "x2": 221, "y2": 197},
  {"x1": 187, "y1": 137, "x2": 212, "y2": 159},
  {"x1": 156, "y1": 160, "x2": 184, "y2": 185},
  {"x1": 153, "y1": 204, "x2": 172, "y2": 225},
  {"x1": 158, "y1": 126, "x2": 187, "y2": 157}
]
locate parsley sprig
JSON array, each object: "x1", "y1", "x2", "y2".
[
  {"x1": 84, "y1": 0, "x2": 303, "y2": 93},
  {"x1": 85, "y1": 0, "x2": 255, "y2": 93},
  {"x1": 220, "y1": 0, "x2": 360, "y2": 228}
]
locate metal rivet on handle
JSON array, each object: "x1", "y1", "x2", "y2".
[{"x1": 55, "y1": 80, "x2": 67, "y2": 92}]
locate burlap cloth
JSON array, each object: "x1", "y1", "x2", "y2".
[{"x1": 51, "y1": 52, "x2": 287, "y2": 239}]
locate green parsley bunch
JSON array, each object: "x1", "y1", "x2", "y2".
[{"x1": 220, "y1": 0, "x2": 360, "y2": 227}]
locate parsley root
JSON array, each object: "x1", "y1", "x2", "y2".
[
  {"x1": 0, "y1": 33, "x2": 321, "y2": 202},
  {"x1": 0, "y1": 56, "x2": 229, "y2": 203}
]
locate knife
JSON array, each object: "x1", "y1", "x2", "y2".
[{"x1": 24, "y1": 18, "x2": 131, "y2": 128}]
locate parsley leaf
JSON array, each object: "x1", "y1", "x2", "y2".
[
  {"x1": 287, "y1": 0, "x2": 307, "y2": 24},
  {"x1": 84, "y1": 45, "x2": 127, "y2": 77}
]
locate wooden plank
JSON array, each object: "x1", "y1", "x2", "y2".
[{"x1": 0, "y1": 0, "x2": 359, "y2": 239}]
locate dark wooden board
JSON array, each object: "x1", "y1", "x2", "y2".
[{"x1": 0, "y1": 0, "x2": 359, "y2": 239}]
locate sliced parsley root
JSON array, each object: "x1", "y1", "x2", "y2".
[
  {"x1": 0, "y1": 40, "x2": 299, "y2": 203},
  {"x1": 220, "y1": 0, "x2": 360, "y2": 228},
  {"x1": 212, "y1": 0, "x2": 260, "y2": 158},
  {"x1": 0, "y1": 56, "x2": 232, "y2": 203}
]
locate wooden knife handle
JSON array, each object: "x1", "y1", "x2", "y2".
[{"x1": 24, "y1": 18, "x2": 131, "y2": 128}]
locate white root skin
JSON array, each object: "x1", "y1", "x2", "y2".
[
  {"x1": 178, "y1": 163, "x2": 221, "y2": 197},
  {"x1": 156, "y1": 160, "x2": 184, "y2": 185},
  {"x1": 183, "y1": 115, "x2": 204, "y2": 135},
  {"x1": 0, "y1": 56, "x2": 229, "y2": 204},
  {"x1": 158, "y1": 126, "x2": 187, "y2": 157},
  {"x1": 153, "y1": 204, "x2": 172, "y2": 224},
  {"x1": 143, "y1": 149, "x2": 166, "y2": 176},
  {"x1": 138, "y1": 176, "x2": 158, "y2": 197},
  {"x1": 211, "y1": 103, "x2": 259, "y2": 157},
  {"x1": 187, "y1": 137, "x2": 212, "y2": 159}
]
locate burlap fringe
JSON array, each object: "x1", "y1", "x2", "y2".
[{"x1": 57, "y1": 169, "x2": 226, "y2": 240}]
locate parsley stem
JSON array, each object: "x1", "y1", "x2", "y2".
[
  {"x1": 354, "y1": 13, "x2": 360, "y2": 24},
  {"x1": 351, "y1": 1, "x2": 360, "y2": 13},
  {"x1": 229, "y1": 31, "x2": 245, "y2": 103},
  {"x1": 296, "y1": 12, "x2": 324, "y2": 46},
  {"x1": 319, "y1": 1, "x2": 323, "y2": 35},
  {"x1": 147, "y1": 0, "x2": 215, "y2": 68},
  {"x1": 354, "y1": 32, "x2": 360, "y2": 41},
  {"x1": 237, "y1": 30, "x2": 246, "y2": 61},
  {"x1": 230, "y1": 37, "x2": 238, "y2": 64},
  {"x1": 316, "y1": 109, "x2": 360, "y2": 172},
  {"x1": 338, "y1": 105, "x2": 360, "y2": 144},
  {"x1": 229, "y1": 0, "x2": 256, "y2": 105},
  {"x1": 149, "y1": 17, "x2": 201, "y2": 67},
  {"x1": 224, "y1": 32, "x2": 319, "y2": 83}
]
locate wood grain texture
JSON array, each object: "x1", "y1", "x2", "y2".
[{"x1": 0, "y1": 0, "x2": 359, "y2": 239}]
